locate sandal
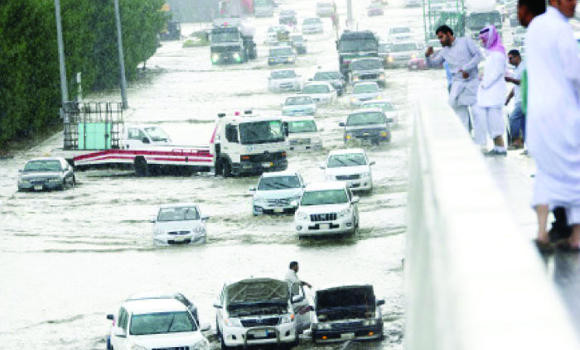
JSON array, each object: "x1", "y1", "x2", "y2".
[{"x1": 533, "y1": 239, "x2": 555, "y2": 253}]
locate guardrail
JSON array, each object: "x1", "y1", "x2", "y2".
[{"x1": 405, "y1": 83, "x2": 579, "y2": 349}]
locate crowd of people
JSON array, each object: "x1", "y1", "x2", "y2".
[{"x1": 425, "y1": 0, "x2": 579, "y2": 253}]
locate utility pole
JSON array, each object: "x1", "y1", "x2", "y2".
[
  {"x1": 114, "y1": 0, "x2": 129, "y2": 109},
  {"x1": 346, "y1": 0, "x2": 353, "y2": 29},
  {"x1": 54, "y1": 0, "x2": 68, "y2": 108}
]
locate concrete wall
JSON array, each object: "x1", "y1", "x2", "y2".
[{"x1": 405, "y1": 81, "x2": 579, "y2": 350}]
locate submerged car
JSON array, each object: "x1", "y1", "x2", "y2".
[
  {"x1": 387, "y1": 26, "x2": 412, "y2": 42},
  {"x1": 302, "y1": 17, "x2": 324, "y2": 34},
  {"x1": 294, "y1": 181, "x2": 359, "y2": 238},
  {"x1": 340, "y1": 108, "x2": 391, "y2": 145},
  {"x1": 268, "y1": 46, "x2": 297, "y2": 65},
  {"x1": 312, "y1": 70, "x2": 346, "y2": 96},
  {"x1": 282, "y1": 95, "x2": 317, "y2": 116},
  {"x1": 214, "y1": 278, "x2": 312, "y2": 349},
  {"x1": 312, "y1": 285, "x2": 384, "y2": 343},
  {"x1": 384, "y1": 41, "x2": 422, "y2": 68},
  {"x1": 107, "y1": 297, "x2": 210, "y2": 350},
  {"x1": 301, "y1": 82, "x2": 337, "y2": 105},
  {"x1": 350, "y1": 57, "x2": 386, "y2": 87},
  {"x1": 266, "y1": 25, "x2": 291, "y2": 45},
  {"x1": 367, "y1": 2, "x2": 384, "y2": 16},
  {"x1": 250, "y1": 171, "x2": 305, "y2": 215},
  {"x1": 285, "y1": 116, "x2": 323, "y2": 151},
  {"x1": 269, "y1": 69, "x2": 302, "y2": 92},
  {"x1": 279, "y1": 9, "x2": 297, "y2": 26},
  {"x1": 361, "y1": 99, "x2": 398, "y2": 123},
  {"x1": 350, "y1": 82, "x2": 382, "y2": 107},
  {"x1": 152, "y1": 203, "x2": 208, "y2": 245},
  {"x1": 18, "y1": 157, "x2": 75, "y2": 192},
  {"x1": 323, "y1": 148, "x2": 374, "y2": 192},
  {"x1": 290, "y1": 34, "x2": 307, "y2": 54}
]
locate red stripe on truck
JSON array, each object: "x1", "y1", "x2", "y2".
[{"x1": 74, "y1": 149, "x2": 213, "y2": 161}]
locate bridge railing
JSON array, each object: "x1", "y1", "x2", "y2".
[{"x1": 405, "y1": 84, "x2": 579, "y2": 350}]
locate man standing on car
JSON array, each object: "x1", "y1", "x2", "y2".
[
  {"x1": 425, "y1": 25, "x2": 483, "y2": 131},
  {"x1": 285, "y1": 261, "x2": 312, "y2": 293}
]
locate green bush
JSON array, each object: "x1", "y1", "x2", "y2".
[{"x1": 0, "y1": 0, "x2": 167, "y2": 147}]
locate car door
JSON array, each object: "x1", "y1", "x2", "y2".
[
  {"x1": 290, "y1": 283, "x2": 312, "y2": 332},
  {"x1": 214, "y1": 286, "x2": 226, "y2": 333},
  {"x1": 110, "y1": 308, "x2": 129, "y2": 350},
  {"x1": 348, "y1": 188, "x2": 359, "y2": 224}
]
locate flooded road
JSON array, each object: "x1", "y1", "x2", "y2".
[{"x1": 0, "y1": 0, "x2": 436, "y2": 348}]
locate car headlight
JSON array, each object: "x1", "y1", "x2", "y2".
[
  {"x1": 338, "y1": 207, "x2": 351, "y2": 217},
  {"x1": 131, "y1": 345, "x2": 148, "y2": 350},
  {"x1": 375, "y1": 95, "x2": 382, "y2": 100},
  {"x1": 296, "y1": 211, "x2": 308, "y2": 220},
  {"x1": 387, "y1": 56, "x2": 394, "y2": 63},
  {"x1": 288, "y1": 56, "x2": 295, "y2": 62},
  {"x1": 362, "y1": 319, "x2": 378, "y2": 326},
  {"x1": 18, "y1": 178, "x2": 29, "y2": 184},
  {"x1": 411, "y1": 53, "x2": 417, "y2": 59},
  {"x1": 361, "y1": 172, "x2": 371, "y2": 179},
  {"x1": 279, "y1": 314, "x2": 295, "y2": 324},
  {"x1": 191, "y1": 339, "x2": 210, "y2": 350},
  {"x1": 224, "y1": 318, "x2": 243, "y2": 327},
  {"x1": 379, "y1": 73, "x2": 385, "y2": 79},
  {"x1": 380, "y1": 131, "x2": 388, "y2": 137},
  {"x1": 350, "y1": 97, "x2": 357, "y2": 103},
  {"x1": 253, "y1": 197, "x2": 267, "y2": 205},
  {"x1": 313, "y1": 322, "x2": 332, "y2": 330},
  {"x1": 353, "y1": 76, "x2": 360, "y2": 81},
  {"x1": 345, "y1": 133, "x2": 352, "y2": 140},
  {"x1": 211, "y1": 54, "x2": 219, "y2": 62},
  {"x1": 193, "y1": 226, "x2": 205, "y2": 234}
]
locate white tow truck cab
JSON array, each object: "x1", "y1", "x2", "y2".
[
  {"x1": 121, "y1": 124, "x2": 173, "y2": 150},
  {"x1": 213, "y1": 111, "x2": 289, "y2": 177}
]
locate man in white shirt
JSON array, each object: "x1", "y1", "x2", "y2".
[
  {"x1": 285, "y1": 261, "x2": 312, "y2": 293},
  {"x1": 505, "y1": 49, "x2": 526, "y2": 149},
  {"x1": 523, "y1": 0, "x2": 580, "y2": 250}
]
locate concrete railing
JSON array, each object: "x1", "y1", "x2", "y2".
[{"x1": 405, "y1": 83, "x2": 579, "y2": 349}]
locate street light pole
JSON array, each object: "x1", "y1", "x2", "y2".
[
  {"x1": 113, "y1": 0, "x2": 129, "y2": 109},
  {"x1": 54, "y1": 0, "x2": 68, "y2": 107},
  {"x1": 346, "y1": 0, "x2": 353, "y2": 29}
]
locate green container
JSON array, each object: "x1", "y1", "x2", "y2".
[{"x1": 78, "y1": 122, "x2": 112, "y2": 150}]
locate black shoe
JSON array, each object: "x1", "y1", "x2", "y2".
[{"x1": 484, "y1": 149, "x2": 507, "y2": 157}]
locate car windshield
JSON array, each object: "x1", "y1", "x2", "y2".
[
  {"x1": 271, "y1": 70, "x2": 296, "y2": 79},
  {"x1": 347, "y1": 112, "x2": 385, "y2": 126},
  {"x1": 314, "y1": 72, "x2": 341, "y2": 80},
  {"x1": 211, "y1": 31, "x2": 240, "y2": 43},
  {"x1": 258, "y1": 176, "x2": 301, "y2": 190},
  {"x1": 130, "y1": 311, "x2": 196, "y2": 335},
  {"x1": 270, "y1": 48, "x2": 293, "y2": 57},
  {"x1": 327, "y1": 153, "x2": 367, "y2": 168},
  {"x1": 285, "y1": 96, "x2": 312, "y2": 105},
  {"x1": 390, "y1": 27, "x2": 410, "y2": 34},
  {"x1": 301, "y1": 189, "x2": 348, "y2": 206},
  {"x1": 362, "y1": 102, "x2": 395, "y2": 111},
  {"x1": 351, "y1": 59, "x2": 382, "y2": 70},
  {"x1": 144, "y1": 127, "x2": 171, "y2": 142},
  {"x1": 239, "y1": 120, "x2": 285, "y2": 144},
  {"x1": 391, "y1": 43, "x2": 417, "y2": 51},
  {"x1": 303, "y1": 18, "x2": 321, "y2": 24},
  {"x1": 288, "y1": 120, "x2": 317, "y2": 133},
  {"x1": 23, "y1": 160, "x2": 62, "y2": 172},
  {"x1": 353, "y1": 84, "x2": 378, "y2": 94},
  {"x1": 339, "y1": 38, "x2": 377, "y2": 52},
  {"x1": 157, "y1": 206, "x2": 199, "y2": 221},
  {"x1": 303, "y1": 84, "x2": 330, "y2": 93}
]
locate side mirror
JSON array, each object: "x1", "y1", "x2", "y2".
[
  {"x1": 319, "y1": 164, "x2": 326, "y2": 170},
  {"x1": 213, "y1": 303, "x2": 222, "y2": 309},
  {"x1": 150, "y1": 218, "x2": 156, "y2": 223},
  {"x1": 351, "y1": 196, "x2": 360, "y2": 204},
  {"x1": 142, "y1": 137, "x2": 151, "y2": 144},
  {"x1": 292, "y1": 295, "x2": 305, "y2": 303},
  {"x1": 200, "y1": 322, "x2": 211, "y2": 332},
  {"x1": 386, "y1": 117, "x2": 394, "y2": 123},
  {"x1": 376, "y1": 299, "x2": 385, "y2": 306},
  {"x1": 18, "y1": 169, "x2": 22, "y2": 173},
  {"x1": 113, "y1": 327, "x2": 127, "y2": 338},
  {"x1": 249, "y1": 186, "x2": 256, "y2": 193},
  {"x1": 339, "y1": 122, "x2": 345, "y2": 127},
  {"x1": 201, "y1": 215, "x2": 210, "y2": 221},
  {"x1": 369, "y1": 161, "x2": 376, "y2": 166},
  {"x1": 106, "y1": 314, "x2": 114, "y2": 320}
]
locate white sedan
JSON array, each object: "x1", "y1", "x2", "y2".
[
  {"x1": 301, "y1": 82, "x2": 337, "y2": 106},
  {"x1": 152, "y1": 203, "x2": 208, "y2": 245}
]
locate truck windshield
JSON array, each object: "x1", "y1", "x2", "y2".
[
  {"x1": 270, "y1": 48, "x2": 293, "y2": 57},
  {"x1": 144, "y1": 127, "x2": 171, "y2": 142},
  {"x1": 157, "y1": 206, "x2": 199, "y2": 221},
  {"x1": 467, "y1": 12, "x2": 502, "y2": 29},
  {"x1": 258, "y1": 176, "x2": 301, "y2": 190},
  {"x1": 239, "y1": 120, "x2": 284, "y2": 144},
  {"x1": 339, "y1": 39, "x2": 377, "y2": 52},
  {"x1": 23, "y1": 160, "x2": 62, "y2": 172},
  {"x1": 211, "y1": 31, "x2": 240, "y2": 43},
  {"x1": 301, "y1": 189, "x2": 348, "y2": 206},
  {"x1": 327, "y1": 153, "x2": 367, "y2": 168},
  {"x1": 288, "y1": 120, "x2": 317, "y2": 133},
  {"x1": 130, "y1": 311, "x2": 196, "y2": 335},
  {"x1": 351, "y1": 59, "x2": 382, "y2": 70},
  {"x1": 347, "y1": 112, "x2": 385, "y2": 126}
]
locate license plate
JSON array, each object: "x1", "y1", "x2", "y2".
[
  {"x1": 274, "y1": 208, "x2": 284, "y2": 213},
  {"x1": 174, "y1": 236, "x2": 186, "y2": 242},
  {"x1": 34, "y1": 185, "x2": 43, "y2": 191},
  {"x1": 341, "y1": 333, "x2": 355, "y2": 340},
  {"x1": 252, "y1": 330, "x2": 268, "y2": 338},
  {"x1": 363, "y1": 133, "x2": 370, "y2": 136},
  {"x1": 319, "y1": 224, "x2": 330, "y2": 229},
  {"x1": 262, "y1": 162, "x2": 273, "y2": 168}
]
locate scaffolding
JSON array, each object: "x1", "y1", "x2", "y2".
[
  {"x1": 423, "y1": 0, "x2": 465, "y2": 41},
  {"x1": 62, "y1": 102, "x2": 123, "y2": 150}
]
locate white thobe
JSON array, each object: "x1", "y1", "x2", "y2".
[
  {"x1": 285, "y1": 269, "x2": 301, "y2": 293},
  {"x1": 526, "y1": 7, "x2": 580, "y2": 223}
]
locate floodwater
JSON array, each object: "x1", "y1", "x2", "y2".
[{"x1": 0, "y1": 0, "x2": 435, "y2": 348}]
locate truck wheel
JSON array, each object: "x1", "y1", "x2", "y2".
[
  {"x1": 222, "y1": 160, "x2": 232, "y2": 177},
  {"x1": 134, "y1": 157, "x2": 149, "y2": 177}
]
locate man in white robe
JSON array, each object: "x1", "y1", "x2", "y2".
[{"x1": 524, "y1": 0, "x2": 580, "y2": 249}]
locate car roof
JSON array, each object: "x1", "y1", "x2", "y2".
[
  {"x1": 126, "y1": 291, "x2": 184, "y2": 302},
  {"x1": 27, "y1": 157, "x2": 65, "y2": 162},
  {"x1": 328, "y1": 148, "x2": 366, "y2": 156},
  {"x1": 122, "y1": 298, "x2": 188, "y2": 314},
  {"x1": 159, "y1": 203, "x2": 199, "y2": 209},
  {"x1": 260, "y1": 170, "x2": 301, "y2": 178},
  {"x1": 304, "y1": 181, "x2": 347, "y2": 191},
  {"x1": 283, "y1": 116, "x2": 316, "y2": 122},
  {"x1": 349, "y1": 107, "x2": 384, "y2": 115}
]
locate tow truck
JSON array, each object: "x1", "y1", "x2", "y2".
[{"x1": 54, "y1": 102, "x2": 288, "y2": 177}]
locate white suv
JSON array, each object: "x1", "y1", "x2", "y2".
[
  {"x1": 107, "y1": 297, "x2": 210, "y2": 350},
  {"x1": 214, "y1": 278, "x2": 312, "y2": 349},
  {"x1": 323, "y1": 149, "x2": 374, "y2": 192},
  {"x1": 152, "y1": 203, "x2": 209, "y2": 245},
  {"x1": 250, "y1": 171, "x2": 305, "y2": 215},
  {"x1": 294, "y1": 182, "x2": 359, "y2": 238}
]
